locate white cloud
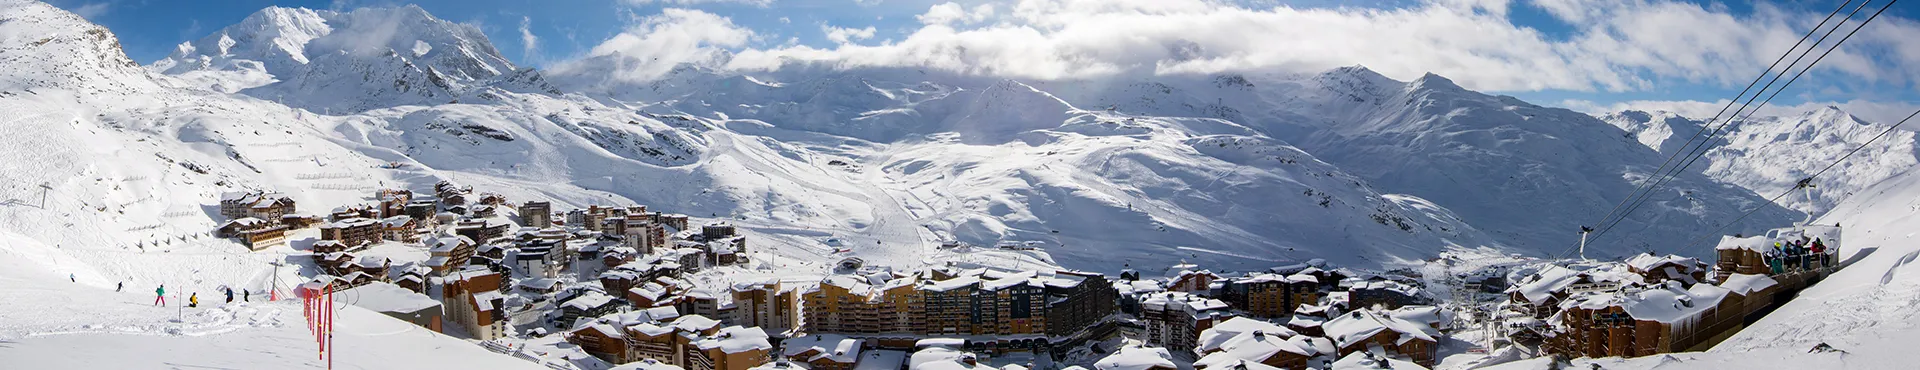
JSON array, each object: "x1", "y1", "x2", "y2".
[
  {"x1": 779, "y1": 17, "x2": 791, "y2": 24},
  {"x1": 821, "y1": 24, "x2": 876, "y2": 44},
  {"x1": 552, "y1": 8, "x2": 755, "y2": 83},
  {"x1": 917, "y1": 2, "x2": 995, "y2": 26},
  {"x1": 621, "y1": 0, "x2": 777, "y2": 8},
  {"x1": 562, "y1": 0, "x2": 1920, "y2": 101},
  {"x1": 518, "y1": 16, "x2": 540, "y2": 61},
  {"x1": 70, "y1": 2, "x2": 109, "y2": 19},
  {"x1": 709, "y1": 0, "x2": 1920, "y2": 93}
]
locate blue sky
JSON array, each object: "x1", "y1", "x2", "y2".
[{"x1": 46, "y1": 0, "x2": 1920, "y2": 123}]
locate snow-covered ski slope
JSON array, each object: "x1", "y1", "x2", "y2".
[
  {"x1": 1605, "y1": 108, "x2": 1919, "y2": 215},
  {"x1": 564, "y1": 66, "x2": 1511, "y2": 271},
  {"x1": 1484, "y1": 151, "x2": 1920, "y2": 369},
  {"x1": 1024, "y1": 67, "x2": 1801, "y2": 260},
  {"x1": 0, "y1": 230, "x2": 542, "y2": 369}
]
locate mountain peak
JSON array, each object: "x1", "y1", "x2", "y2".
[
  {"x1": 1321, "y1": 64, "x2": 1392, "y2": 82},
  {"x1": 1410, "y1": 71, "x2": 1462, "y2": 91},
  {"x1": 0, "y1": 0, "x2": 151, "y2": 90},
  {"x1": 154, "y1": 4, "x2": 521, "y2": 112}
]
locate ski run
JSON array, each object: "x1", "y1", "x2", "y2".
[{"x1": 2, "y1": 1, "x2": 1920, "y2": 370}]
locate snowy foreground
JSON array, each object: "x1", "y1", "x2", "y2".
[
  {"x1": 0, "y1": 231, "x2": 540, "y2": 369},
  {"x1": 1486, "y1": 157, "x2": 1920, "y2": 369}
]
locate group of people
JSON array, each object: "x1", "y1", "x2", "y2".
[
  {"x1": 1765, "y1": 236, "x2": 1834, "y2": 274},
  {"x1": 149, "y1": 285, "x2": 251, "y2": 308}
]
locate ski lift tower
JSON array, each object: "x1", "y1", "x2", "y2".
[
  {"x1": 37, "y1": 182, "x2": 52, "y2": 208},
  {"x1": 1577, "y1": 226, "x2": 1594, "y2": 261}
]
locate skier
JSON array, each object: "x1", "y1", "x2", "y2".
[
  {"x1": 1811, "y1": 240, "x2": 1827, "y2": 268},
  {"x1": 225, "y1": 288, "x2": 234, "y2": 303},
  {"x1": 116, "y1": 281, "x2": 123, "y2": 292},
  {"x1": 69, "y1": 273, "x2": 74, "y2": 282},
  {"x1": 1766, "y1": 249, "x2": 1785, "y2": 274},
  {"x1": 244, "y1": 289, "x2": 251, "y2": 302},
  {"x1": 189, "y1": 292, "x2": 199, "y2": 308},
  {"x1": 154, "y1": 285, "x2": 166, "y2": 306}
]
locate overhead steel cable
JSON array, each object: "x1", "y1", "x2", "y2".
[
  {"x1": 1588, "y1": 0, "x2": 1890, "y2": 248},
  {"x1": 1578, "y1": 0, "x2": 1865, "y2": 249},
  {"x1": 1577, "y1": 0, "x2": 1890, "y2": 256},
  {"x1": 1683, "y1": 107, "x2": 1920, "y2": 253}
]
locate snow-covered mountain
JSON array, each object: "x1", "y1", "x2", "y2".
[
  {"x1": 149, "y1": 4, "x2": 556, "y2": 113},
  {"x1": 546, "y1": 64, "x2": 1510, "y2": 271},
  {"x1": 0, "y1": 2, "x2": 1477, "y2": 278},
  {"x1": 1603, "y1": 107, "x2": 1919, "y2": 215},
  {"x1": 1012, "y1": 67, "x2": 1797, "y2": 259},
  {"x1": 3, "y1": 0, "x2": 1812, "y2": 281}
]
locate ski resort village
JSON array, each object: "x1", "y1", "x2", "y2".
[{"x1": 6, "y1": 0, "x2": 1920, "y2": 369}]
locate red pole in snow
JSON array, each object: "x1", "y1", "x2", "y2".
[{"x1": 326, "y1": 290, "x2": 334, "y2": 370}]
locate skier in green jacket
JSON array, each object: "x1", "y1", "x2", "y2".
[{"x1": 154, "y1": 285, "x2": 166, "y2": 306}]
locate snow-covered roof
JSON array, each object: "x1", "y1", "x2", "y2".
[
  {"x1": 1114, "y1": 280, "x2": 1165, "y2": 295},
  {"x1": 1625, "y1": 253, "x2": 1701, "y2": 272},
  {"x1": 326, "y1": 217, "x2": 379, "y2": 229},
  {"x1": 672, "y1": 314, "x2": 721, "y2": 333},
  {"x1": 1559, "y1": 281, "x2": 1732, "y2": 324},
  {"x1": 1191, "y1": 359, "x2": 1283, "y2": 370},
  {"x1": 909, "y1": 347, "x2": 1000, "y2": 370},
  {"x1": 1716, "y1": 235, "x2": 1772, "y2": 252},
  {"x1": 693, "y1": 326, "x2": 772, "y2": 354},
  {"x1": 915, "y1": 338, "x2": 967, "y2": 349},
  {"x1": 1350, "y1": 280, "x2": 1421, "y2": 296},
  {"x1": 611, "y1": 359, "x2": 686, "y2": 370},
  {"x1": 784, "y1": 334, "x2": 863, "y2": 364},
  {"x1": 750, "y1": 362, "x2": 811, "y2": 370},
  {"x1": 1720, "y1": 274, "x2": 1778, "y2": 295},
  {"x1": 1093, "y1": 345, "x2": 1175, "y2": 370},
  {"x1": 1322, "y1": 309, "x2": 1438, "y2": 349},
  {"x1": 1142, "y1": 292, "x2": 1231, "y2": 314},
  {"x1": 854, "y1": 350, "x2": 910, "y2": 370},
  {"x1": 380, "y1": 215, "x2": 413, "y2": 227},
  {"x1": 1286, "y1": 315, "x2": 1325, "y2": 329},
  {"x1": 1195, "y1": 317, "x2": 1324, "y2": 365},
  {"x1": 221, "y1": 191, "x2": 258, "y2": 202},
  {"x1": 923, "y1": 276, "x2": 980, "y2": 292},
  {"x1": 1387, "y1": 306, "x2": 1445, "y2": 327},
  {"x1": 518, "y1": 278, "x2": 562, "y2": 290},
  {"x1": 356, "y1": 255, "x2": 389, "y2": 269},
  {"x1": 1511, "y1": 264, "x2": 1637, "y2": 305},
  {"x1": 471, "y1": 290, "x2": 507, "y2": 311},
  {"x1": 221, "y1": 217, "x2": 268, "y2": 229},
  {"x1": 1331, "y1": 351, "x2": 1429, "y2": 370}
]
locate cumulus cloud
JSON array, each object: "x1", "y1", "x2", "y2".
[
  {"x1": 561, "y1": 0, "x2": 1920, "y2": 109},
  {"x1": 916, "y1": 2, "x2": 995, "y2": 26},
  {"x1": 821, "y1": 24, "x2": 876, "y2": 44},
  {"x1": 519, "y1": 16, "x2": 540, "y2": 61},
  {"x1": 621, "y1": 0, "x2": 776, "y2": 8},
  {"x1": 725, "y1": 0, "x2": 1912, "y2": 93},
  {"x1": 551, "y1": 8, "x2": 754, "y2": 83}
]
